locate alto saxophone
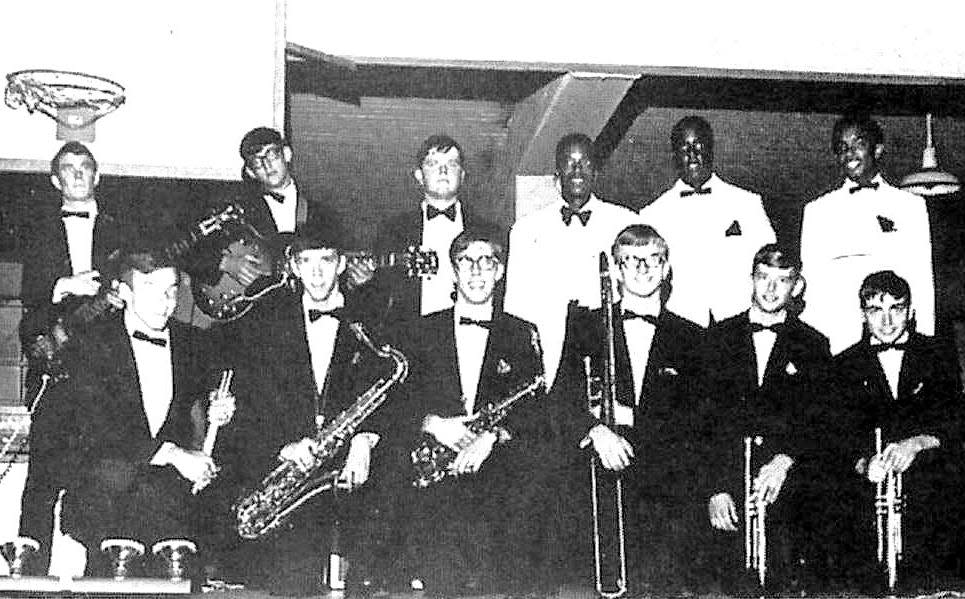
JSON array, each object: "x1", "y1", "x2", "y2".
[
  {"x1": 235, "y1": 322, "x2": 408, "y2": 539},
  {"x1": 411, "y1": 375, "x2": 545, "y2": 488}
]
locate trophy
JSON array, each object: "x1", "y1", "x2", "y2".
[
  {"x1": 100, "y1": 539, "x2": 144, "y2": 580},
  {"x1": 1, "y1": 537, "x2": 40, "y2": 578},
  {"x1": 151, "y1": 539, "x2": 197, "y2": 583}
]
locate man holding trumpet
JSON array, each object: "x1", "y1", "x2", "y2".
[
  {"x1": 700, "y1": 244, "x2": 830, "y2": 593},
  {"x1": 58, "y1": 244, "x2": 235, "y2": 575},
  {"x1": 815, "y1": 270, "x2": 963, "y2": 591}
]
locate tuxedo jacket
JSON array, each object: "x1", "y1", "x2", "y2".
[
  {"x1": 19, "y1": 196, "x2": 127, "y2": 332},
  {"x1": 58, "y1": 315, "x2": 213, "y2": 540},
  {"x1": 699, "y1": 312, "x2": 831, "y2": 501},
  {"x1": 820, "y1": 332, "x2": 962, "y2": 480},
  {"x1": 386, "y1": 308, "x2": 546, "y2": 478},
  {"x1": 357, "y1": 201, "x2": 493, "y2": 329},
  {"x1": 552, "y1": 303, "x2": 705, "y2": 497},
  {"x1": 218, "y1": 289, "x2": 392, "y2": 490}
]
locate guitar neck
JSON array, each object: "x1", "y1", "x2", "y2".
[{"x1": 346, "y1": 251, "x2": 405, "y2": 269}]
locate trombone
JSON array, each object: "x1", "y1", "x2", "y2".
[
  {"x1": 744, "y1": 435, "x2": 766, "y2": 588},
  {"x1": 585, "y1": 252, "x2": 628, "y2": 599},
  {"x1": 873, "y1": 427, "x2": 903, "y2": 591}
]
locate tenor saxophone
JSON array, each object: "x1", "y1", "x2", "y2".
[{"x1": 235, "y1": 322, "x2": 408, "y2": 539}]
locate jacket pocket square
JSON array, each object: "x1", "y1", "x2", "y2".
[
  {"x1": 877, "y1": 215, "x2": 896, "y2": 232},
  {"x1": 725, "y1": 220, "x2": 742, "y2": 236},
  {"x1": 496, "y1": 358, "x2": 512, "y2": 375},
  {"x1": 659, "y1": 366, "x2": 679, "y2": 376},
  {"x1": 912, "y1": 382, "x2": 924, "y2": 395},
  {"x1": 785, "y1": 362, "x2": 798, "y2": 375}
]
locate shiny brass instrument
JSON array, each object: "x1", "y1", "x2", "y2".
[
  {"x1": 588, "y1": 252, "x2": 628, "y2": 599},
  {"x1": 744, "y1": 435, "x2": 766, "y2": 588},
  {"x1": 234, "y1": 323, "x2": 408, "y2": 539},
  {"x1": 410, "y1": 375, "x2": 545, "y2": 488},
  {"x1": 873, "y1": 427, "x2": 903, "y2": 591}
]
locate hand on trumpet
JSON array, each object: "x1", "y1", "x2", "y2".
[
  {"x1": 583, "y1": 423, "x2": 633, "y2": 471},
  {"x1": 206, "y1": 388, "x2": 236, "y2": 428},
  {"x1": 708, "y1": 492, "x2": 739, "y2": 531},
  {"x1": 280, "y1": 437, "x2": 320, "y2": 471},
  {"x1": 753, "y1": 453, "x2": 794, "y2": 504},
  {"x1": 864, "y1": 435, "x2": 938, "y2": 481}
]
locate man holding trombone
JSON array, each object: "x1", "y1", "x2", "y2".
[
  {"x1": 700, "y1": 244, "x2": 830, "y2": 594},
  {"x1": 815, "y1": 270, "x2": 963, "y2": 592}
]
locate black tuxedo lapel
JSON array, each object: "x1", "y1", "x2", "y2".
[{"x1": 430, "y1": 310, "x2": 463, "y2": 410}]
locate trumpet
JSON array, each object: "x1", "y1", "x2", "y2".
[
  {"x1": 744, "y1": 435, "x2": 766, "y2": 588},
  {"x1": 873, "y1": 427, "x2": 903, "y2": 591}
]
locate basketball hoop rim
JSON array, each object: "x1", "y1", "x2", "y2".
[{"x1": 6, "y1": 69, "x2": 125, "y2": 96}]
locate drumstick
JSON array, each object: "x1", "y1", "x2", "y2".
[{"x1": 193, "y1": 370, "x2": 233, "y2": 495}]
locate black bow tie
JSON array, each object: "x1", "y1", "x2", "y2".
[
  {"x1": 849, "y1": 182, "x2": 880, "y2": 194},
  {"x1": 750, "y1": 321, "x2": 785, "y2": 334},
  {"x1": 872, "y1": 342, "x2": 907, "y2": 353},
  {"x1": 459, "y1": 316, "x2": 492, "y2": 329},
  {"x1": 308, "y1": 308, "x2": 342, "y2": 323},
  {"x1": 560, "y1": 206, "x2": 591, "y2": 226},
  {"x1": 132, "y1": 330, "x2": 167, "y2": 347},
  {"x1": 265, "y1": 191, "x2": 286, "y2": 203},
  {"x1": 427, "y1": 204, "x2": 457, "y2": 221},
  {"x1": 623, "y1": 310, "x2": 659, "y2": 326},
  {"x1": 680, "y1": 187, "x2": 712, "y2": 197},
  {"x1": 61, "y1": 210, "x2": 92, "y2": 219}
]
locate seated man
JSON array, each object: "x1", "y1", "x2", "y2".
[
  {"x1": 814, "y1": 270, "x2": 962, "y2": 591},
  {"x1": 388, "y1": 227, "x2": 547, "y2": 595},
  {"x1": 551, "y1": 224, "x2": 705, "y2": 593},
  {"x1": 700, "y1": 244, "x2": 830, "y2": 593},
  {"x1": 211, "y1": 221, "x2": 392, "y2": 595},
  {"x1": 59, "y1": 247, "x2": 231, "y2": 574}
]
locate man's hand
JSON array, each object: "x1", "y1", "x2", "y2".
[
  {"x1": 279, "y1": 437, "x2": 319, "y2": 471},
  {"x1": 422, "y1": 414, "x2": 476, "y2": 452},
  {"x1": 207, "y1": 390, "x2": 236, "y2": 428},
  {"x1": 168, "y1": 446, "x2": 219, "y2": 487},
  {"x1": 219, "y1": 252, "x2": 263, "y2": 286},
  {"x1": 343, "y1": 259, "x2": 376, "y2": 291},
  {"x1": 584, "y1": 424, "x2": 633, "y2": 471},
  {"x1": 51, "y1": 270, "x2": 102, "y2": 303},
  {"x1": 754, "y1": 453, "x2": 794, "y2": 504},
  {"x1": 708, "y1": 492, "x2": 739, "y2": 531},
  {"x1": 451, "y1": 431, "x2": 497, "y2": 475},
  {"x1": 867, "y1": 435, "x2": 939, "y2": 480},
  {"x1": 339, "y1": 434, "x2": 375, "y2": 487}
]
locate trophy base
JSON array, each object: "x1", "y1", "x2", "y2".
[{"x1": 0, "y1": 575, "x2": 190, "y2": 594}]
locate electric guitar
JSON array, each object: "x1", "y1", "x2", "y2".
[
  {"x1": 192, "y1": 223, "x2": 439, "y2": 321},
  {"x1": 23, "y1": 204, "x2": 241, "y2": 391}
]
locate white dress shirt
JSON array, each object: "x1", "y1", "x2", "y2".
[
  {"x1": 61, "y1": 201, "x2": 97, "y2": 276},
  {"x1": 872, "y1": 333, "x2": 909, "y2": 400},
  {"x1": 748, "y1": 309, "x2": 785, "y2": 387},
  {"x1": 264, "y1": 181, "x2": 298, "y2": 233},
  {"x1": 620, "y1": 294, "x2": 661, "y2": 407},
  {"x1": 303, "y1": 291, "x2": 345, "y2": 394},
  {"x1": 641, "y1": 174, "x2": 775, "y2": 327},
  {"x1": 505, "y1": 194, "x2": 641, "y2": 383},
  {"x1": 800, "y1": 175, "x2": 934, "y2": 355},
  {"x1": 453, "y1": 302, "x2": 493, "y2": 415},
  {"x1": 124, "y1": 310, "x2": 173, "y2": 439},
  {"x1": 420, "y1": 200, "x2": 464, "y2": 316}
]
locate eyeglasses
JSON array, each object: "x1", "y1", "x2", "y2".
[
  {"x1": 247, "y1": 145, "x2": 284, "y2": 170},
  {"x1": 455, "y1": 255, "x2": 499, "y2": 272},
  {"x1": 619, "y1": 254, "x2": 666, "y2": 271}
]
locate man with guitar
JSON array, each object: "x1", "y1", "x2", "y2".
[
  {"x1": 357, "y1": 134, "x2": 491, "y2": 330},
  {"x1": 18, "y1": 141, "x2": 128, "y2": 574}
]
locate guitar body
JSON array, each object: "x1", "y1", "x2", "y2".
[{"x1": 191, "y1": 226, "x2": 288, "y2": 321}]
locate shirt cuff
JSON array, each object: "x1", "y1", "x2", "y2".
[
  {"x1": 150, "y1": 442, "x2": 178, "y2": 466},
  {"x1": 353, "y1": 432, "x2": 380, "y2": 449}
]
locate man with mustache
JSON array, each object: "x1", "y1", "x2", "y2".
[
  {"x1": 640, "y1": 115, "x2": 775, "y2": 328},
  {"x1": 800, "y1": 114, "x2": 934, "y2": 354}
]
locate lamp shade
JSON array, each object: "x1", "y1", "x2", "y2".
[{"x1": 899, "y1": 113, "x2": 961, "y2": 197}]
